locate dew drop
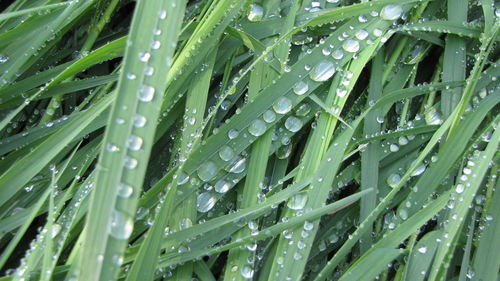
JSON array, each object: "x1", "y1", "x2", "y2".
[
  {"x1": 138, "y1": 52, "x2": 151, "y2": 62},
  {"x1": 197, "y1": 161, "x2": 217, "y2": 182},
  {"x1": 227, "y1": 156, "x2": 246, "y2": 174},
  {"x1": 389, "y1": 143, "x2": 399, "y2": 152},
  {"x1": 215, "y1": 180, "x2": 231, "y2": 193},
  {"x1": 285, "y1": 116, "x2": 303, "y2": 132},
  {"x1": 240, "y1": 265, "x2": 254, "y2": 279},
  {"x1": 117, "y1": 183, "x2": 133, "y2": 198},
  {"x1": 133, "y1": 114, "x2": 147, "y2": 128},
  {"x1": 425, "y1": 107, "x2": 443, "y2": 125},
  {"x1": 126, "y1": 72, "x2": 136, "y2": 80},
  {"x1": 228, "y1": 129, "x2": 239, "y2": 139},
  {"x1": 332, "y1": 49, "x2": 344, "y2": 60},
  {"x1": 196, "y1": 192, "x2": 217, "y2": 213},
  {"x1": 355, "y1": 29, "x2": 369, "y2": 40},
  {"x1": 0, "y1": 54, "x2": 9, "y2": 64},
  {"x1": 219, "y1": 145, "x2": 234, "y2": 161},
  {"x1": 342, "y1": 39, "x2": 360, "y2": 53},
  {"x1": 247, "y1": 4, "x2": 264, "y2": 21},
  {"x1": 127, "y1": 135, "x2": 143, "y2": 151},
  {"x1": 287, "y1": 192, "x2": 308, "y2": 210},
  {"x1": 248, "y1": 119, "x2": 267, "y2": 136},
  {"x1": 386, "y1": 173, "x2": 401, "y2": 188},
  {"x1": 418, "y1": 246, "x2": 428, "y2": 254},
  {"x1": 455, "y1": 184, "x2": 465, "y2": 194},
  {"x1": 380, "y1": 4, "x2": 403, "y2": 21},
  {"x1": 139, "y1": 85, "x2": 155, "y2": 102},
  {"x1": 293, "y1": 81, "x2": 309, "y2": 95},
  {"x1": 124, "y1": 156, "x2": 138, "y2": 170},
  {"x1": 273, "y1": 97, "x2": 293, "y2": 114},
  {"x1": 263, "y1": 110, "x2": 276, "y2": 123},
  {"x1": 411, "y1": 164, "x2": 426, "y2": 177},
  {"x1": 110, "y1": 210, "x2": 133, "y2": 240},
  {"x1": 309, "y1": 61, "x2": 336, "y2": 82}
]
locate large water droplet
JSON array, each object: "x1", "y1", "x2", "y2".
[
  {"x1": 273, "y1": 97, "x2": 293, "y2": 114},
  {"x1": 227, "y1": 157, "x2": 246, "y2": 173},
  {"x1": 285, "y1": 116, "x2": 303, "y2": 132},
  {"x1": 293, "y1": 81, "x2": 309, "y2": 95},
  {"x1": 240, "y1": 265, "x2": 254, "y2": 279},
  {"x1": 247, "y1": 4, "x2": 263, "y2": 21},
  {"x1": 110, "y1": 210, "x2": 133, "y2": 240},
  {"x1": 139, "y1": 85, "x2": 155, "y2": 102},
  {"x1": 380, "y1": 4, "x2": 403, "y2": 20},
  {"x1": 196, "y1": 192, "x2": 217, "y2": 213},
  {"x1": 197, "y1": 161, "x2": 217, "y2": 182},
  {"x1": 287, "y1": 192, "x2": 308, "y2": 210},
  {"x1": 219, "y1": 145, "x2": 234, "y2": 161},
  {"x1": 309, "y1": 61, "x2": 336, "y2": 82},
  {"x1": 215, "y1": 180, "x2": 230, "y2": 193},
  {"x1": 248, "y1": 119, "x2": 267, "y2": 136},
  {"x1": 387, "y1": 173, "x2": 401, "y2": 188},
  {"x1": 342, "y1": 39, "x2": 360, "y2": 53}
]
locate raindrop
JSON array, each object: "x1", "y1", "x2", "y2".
[
  {"x1": 285, "y1": 116, "x2": 303, "y2": 132},
  {"x1": 293, "y1": 81, "x2": 309, "y2": 95},
  {"x1": 398, "y1": 136, "x2": 408, "y2": 145},
  {"x1": 295, "y1": 103, "x2": 311, "y2": 116},
  {"x1": 273, "y1": 97, "x2": 293, "y2": 114},
  {"x1": 418, "y1": 246, "x2": 427, "y2": 254},
  {"x1": 227, "y1": 156, "x2": 246, "y2": 173},
  {"x1": 424, "y1": 107, "x2": 443, "y2": 125},
  {"x1": 276, "y1": 144, "x2": 292, "y2": 159},
  {"x1": 0, "y1": 54, "x2": 9, "y2": 63},
  {"x1": 127, "y1": 135, "x2": 143, "y2": 151},
  {"x1": 110, "y1": 210, "x2": 133, "y2": 240},
  {"x1": 263, "y1": 110, "x2": 276, "y2": 123},
  {"x1": 219, "y1": 145, "x2": 234, "y2": 161},
  {"x1": 386, "y1": 173, "x2": 401, "y2": 188},
  {"x1": 336, "y1": 88, "x2": 347, "y2": 98},
  {"x1": 179, "y1": 218, "x2": 192, "y2": 229},
  {"x1": 411, "y1": 164, "x2": 426, "y2": 176},
  {"x1": 287, "y1": 192, "x2": 308, "y2": 210},
  {"x1": 133, "y1": 114, "x2": 147, "y2": 128},
  {"x1": 240, "y1": 265, "x2": 254, "y2": 279},
  {"x1": 106, "y1": 143, "x2": 119, "y2": 152},
  {"x1": 455, "y1": 184, "x2": 465, "y2": 194},
  {"x1": 215, "y1": 180, "x2": 230, "y2": 193},
  {"x1": 247, "y1": 4, "x2": 264, "y2": 21},
  {"x1": 117, "y1": 183, "x2": 133, "y2": 198},
  {"x1": 310, "y1": 61, "x2": 336, "y2": 82},
  {"x1": 248, "y1": 119, "x2": 267, "y2": 136},
  {"x1": 126, "y1": 73, "x2": 136, "y2": 80},
  {"x1": 228, "y1": 129, "x2": 239, "y2": 139},
  {"x1": 124, "y1": 156, "x2": 138, "y2": 170},
  {"x1": 389, "y1": 143, "x2": 399, "y2": 152},
  {"x1": 151, "y1": 40, "x2": 161, "y2": 49},
  {"x1": 355, "y1": 29, "x2": 369, "y2": 40},
  {"x1": 197, "y1": 161, "x2": 217, "y2": 182},
  {"x1": 197, "y1": 192, "x2": 217, "y2": 213},
  {"x1": 380, "y1": 4, "x2": 403, "y2": 21},
  {"x1": 139, "y1": 52, "x2": 151, "y2": 62},
  {"x1": 342, "y1": 39, "x2": 360, "y2": 53},
  {"x1": 139, "y1": 85, "x2": 155, "y2": 102},
  {"x1": 332, "y1": 49, "x2": 344, "y2": 60}
]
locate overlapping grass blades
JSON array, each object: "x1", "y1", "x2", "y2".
[{"x1": 0, "y1": 0, "x2": 498, "y2": 280}]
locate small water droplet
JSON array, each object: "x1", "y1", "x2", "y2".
[
  {"x1": 293, "y1": 81, "x2": 309, "y2": 95},
  {"x1": 285, "y1": 116, "x2": 303, "y2": 132},
  {"x1": 215, "y1": 180, "x2": 230, "y2": 193},
  {"x1": 139, "y1": 52, "x2": 151, "y2": 62},
  {"x1": 263, "y1": 110, "x2": 276, "y2": 123},
  {"x1": 355, "y1": 29, "x2": 369, "y2": 40},
  {"x1": 117, "y1": 183, "x2": 133, "y2": 198},
  {"x1": 380, "y1": 4, "x2": 403, "y2": 21},
  {"x1": 248, "y1": 119, "x2": 267, "y2": 136},
  {"x1": 247, "y1": 4, "x2": 263, "y2": 21},
  {"x1": 127, "y1": 135, "x2": 143, "y2": 151},
  {"x1": 219, "y1": 145, "x2": 234, "y2": 161},
  {"x1": 139, "y1": 85, "x2": 155, "y2": 102},
  {"x1": 110, "y1": 210, "x2": 133, "y2": 240},
  {"x1": 342, "y1": 39, "x2": 360, "y2": 53},
  {"x1": 273, "y1": 97, "x2": 293, "y2": 114},
  {"x1": 240, "y1": 265, "x2": 254, "y2": 279},
  {"x1": 124, "y1": 156, "x2": 138, "y2": 170},
  {"x1": 133, "y1": 114, "x2": 147, "y2": 128},
  {"x1": 228, "y1": 129, "x2": 239, "y2": 139},
  {"x1": 197, "y1": 161, "x2": 217, "y2": 182},
  {"x1": 386, "y1": 173, "x2": 401, "y2": 188},
  {"x1": 287, "y1": 192, "x2": 308, "y2": 210},
  {"x1": 332, "y1": 49, "x2": 344, "y2": 60}
]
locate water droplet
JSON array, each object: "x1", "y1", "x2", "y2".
[
  {"x1": 0, "y1": 54, "x2": 9, "y2": 64},
  {"x1": 310, "y1": 61, "x2": 336, "y2": 82},
  {"x1": 332, "y1": 49, "x2": 344, "y2": 60},
  {"x1": 398, "y1": 136, "x2": 408, "y2": 145},
  {"x1": 127, "y1": 135, "x2": 143, "y2": 151},
  {"x1": 276, "y1": 144, "x2": 292, "y2": 159},
  {"x1": 455, "y1": 184, "x2": 465, "y2": 194},
  {"x1": 51, "y1": 224, "x2": 61, "y2": 238},
  {"x1": 124, "y1": 156, "x2": 138, "y2": 170},
  {"x1": 227, "y1": 156, "x2": 246, "y2": 173},
  {"x1": 418, "y1": 246, "x2": 427, "y2": 254},
  {"x1": 117, "y1": 183, "x2": 133, "y2": 198},
  {"x1": 380, "y1": 4, "x2": 403, "y2": 21},
  {"x1": 273, "y1": 97, "x2": 293, "y2": 114},
  {"x1": 247, "y1": 4, "x2": 263, "y2": 21},
  {"x1": 387, "y1": 173, "x2": 401, "y2": 188},
  {"x1": 139, "y1": 85, "x2": 155, "y2": 102},
  {"x1": 197, "y1": 161, "x2": 217, "y2": 182},
  {"x1": 228, "y1": 129, "x2": 239, "y2": 139},
  {"x1": 151, "y1": 40, "x2": 161, "y2": 49},
  {"x1": 248, "y1": 119, "x2": 267, "y2": 136},
  {"x1": 133, "y1": 114, "x2": 147, "y2": 128},
  {"x1": 144, "y1": 66, "x2": 154, "y2": 76},
  {"x1": 139, "y1": 52, "x2": 151, "y2": 62},
  {"x1": 287, "y1": 192, "x2": 308, "y2": 210},
  {"x1": 159, "y1": 10, "x2": 167, "y2": 19},
  {"x1": 425, "y1": 107, "x2": 443, "y2": 125},
  {"x1": 389, "y1": 143, "x2": 399, "y2": 152},
  {"x1": 219, "y1": 145, "x2": 234, "y2": 161},
  {"x1": 285, "y1": 116, "x2": 303, "y2": 132},
  {"x1": 179, "y1": 217, "x2": 192, "y2": 229},
  {"x1": 110, "y1": 210, "x2": 133, "y2": 240},
  {"x1": 342, "y1": 39, "x2": 360, "y2": 53},
  {"x1": 322, "y1": 47, "x2": 331, "y2": 56},
  {"x1": 106, "y1": 143, "x2": 119, "y2": 152},
  {"x1": 293, "y1": 81, "x2": 309, "y2": 95},
  {"x1": 411, "y1": 164, "x2": 426, "y2": 176},
  {"x1": 336, "y1": 88, "x2": 347, "y2": 98},
  {"x1": 126, "y1": 73, "x2": 136, "y2": 80},
  {"x1": 196, "y1": 192, "x2": 217, "y2": 212},
  {"x1": 304, "y1": 221, "x2": 314, "y2": 231},
  {"x1": 295, "y1": 103, "x2": 311, "y2": 116},
  {"x1": 263, "y1": 110, "x2": 276, "y2": 123},
  {"x1": 355, "y1": 29, "x2": 369, "y2": 40},
  {"x1": 215, "y1": 180, "x2": 230, "y2": 193},
  {"x1": 240, "y1": 265, "x2": 254, "y2": 279}
]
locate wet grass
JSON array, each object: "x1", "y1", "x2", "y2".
[{"x1": 0, "y1": 0, "x2": 498, "y2": 281}]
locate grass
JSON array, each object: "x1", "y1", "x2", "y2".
[{"x1": 0, "y1": 0, "x2": 498, "y2": 281}]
